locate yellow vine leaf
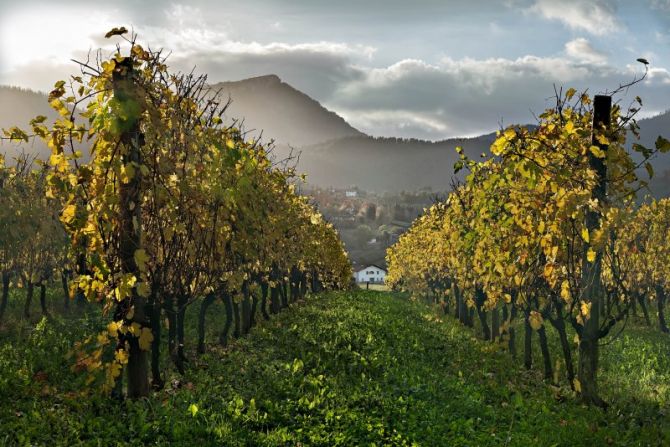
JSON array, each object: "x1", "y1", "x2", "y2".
[
  {"x1": 560, "y1": 280, "x2": 571, "y2": 301},
  {"x1": 587, "y1": 248, "x2": 596, "y2": 263},
  {"x1": 109, "y1": 361, "x2": 122, "y2": 379},
  {"x1": 120, "y1": 163, "x2": 135, "y2": 184},
  {"x1": 107, "y1": 321, "x2": 121, "y2": 337},
  {"x1": 115, "y1": 349, "x2": 129, "y2": 365},
  {"x1": 596, "y1": 134, "x2": 609, "y2": 145},
  {"x1": 138, "y1": 327, "x2": 154, "y2": 350},
  {"x1": 136, "y1": 281, "x2": 150, "y2": 298},
  {"x1": 134, "y1": 249, "x2": 148, "y2": 272},
  {"x1": 528, "y1": 311, "x2": 543, "y2": 330},
  {"x1": 589, "y1": 145, "x2": 606, "y2": 158},
  {"x1": 62, "y1": 204, "x2": 77, "y2": 223},
  {"x1": 581, "y1": 228, "x2": 589, "y2": 243}
]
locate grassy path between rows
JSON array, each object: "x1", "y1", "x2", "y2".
[{"x1": 1, "y1": 290, "x2": 668, "y2": 446}]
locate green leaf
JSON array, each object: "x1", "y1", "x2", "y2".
[
  {"x1": 645, "y1": 162, "x2": 654, "y2": 179},
  {"x1": 656, "y1": 136, "x2": 670, "y2": 153},
  {"x1": 632, "y1": 143, "x2": 652, "y2": 158}
]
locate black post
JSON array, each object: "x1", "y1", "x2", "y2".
[
  {"x1": 113, "y1": 56, "x2": 149, "y2": 398},
  {"x1": 578, "y1": 94, "x2": 610, "y2": 407}
]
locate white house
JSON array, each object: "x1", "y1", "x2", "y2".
[{"x1": 354, "y1": 264, "x2": 387, "y2": 284}]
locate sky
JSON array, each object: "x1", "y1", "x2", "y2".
[{"x1": 1, "y1": 0, "x2": 669, "y2": 140}]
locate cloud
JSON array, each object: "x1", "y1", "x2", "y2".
[
  {"x1": 334, "y1": 108, "x2": 454, "y2": 139},
  {"x1": 324, "y1": 51, "x2": 667, "y2": 139},
  {"x1": 564, "y1": 38, "x2": 608, "y2": 65},
  {"x1": 645, "y1": 67, "x2": 670, "y2": 84},
  {"x1": 140, "y1": 4, "x2": 375, "y2": 61},
  {"x1": 0, "y1": 4, "x2": 121, "y2": 74},
  {"x1": 529, "y1": 0, "x2": 621, "y2": 35},
  {"x1": 0, "y1": 2, "x2": 374, "y2": 99},
  {"x1": 1, "y1": 1, "x2": 668, "y2": 141},
  {"x1": 651, "y1": 0, "x2": 670, "y2": 11}
]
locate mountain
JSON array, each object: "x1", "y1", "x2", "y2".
[
  {"x1": 287, "y1": 111, "x2": 669, "y2": 194},
  {"x1": 0, "y1": 80, "x2": 668, "y2": 195},
  {"x1": 628, "y1": 110, "x2": 670, "y2": 198},
  {"x1": 0, "y1": 86, "x2": 56, "y2": 160},
  {"x1": 210, "y1": 75, "x2": 485, "y2": 191},
  {"x1": 210, "y1": 75, "x2": 363, "y2": 147},
  {"x1": 636, "y1": 110, "x2": 670, "y2": 148},
  {"x1": 276, "y1": 134, "x2": 494, "y2": 192}
]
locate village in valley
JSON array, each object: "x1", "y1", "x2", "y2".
[{"x1": 302, "y1": 185, "x2": 438, "y2": 285}]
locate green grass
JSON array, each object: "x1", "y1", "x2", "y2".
[
  {"x1": 358, "y1": 283, "x2": 389, "y2": 291},
  {"x1": 0, "y1": 290, "x2": 668, "y2": 446}
]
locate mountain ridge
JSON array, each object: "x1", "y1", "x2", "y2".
[
  {"x1": 1, "y1": 79, "x2": 668, "y2": 194},
  {"x1": 209, "y1": 74, "x2": 363, "y2": 147}
]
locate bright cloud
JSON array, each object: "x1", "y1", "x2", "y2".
[
  {"x1": 529, "y1": 0, "x2": 621, "y2": 35},
  {"x1": 564, "y1": 38, "x2": 608, "y2": 65}
]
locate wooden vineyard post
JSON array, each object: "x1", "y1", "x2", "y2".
[
  {"x1": 112, "y1": 56, "x2": 149, "y2": 398},
  {"x1": 578, "y1": 94, "x2": 611, "y2": 406}
]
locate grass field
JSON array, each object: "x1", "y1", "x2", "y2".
[
  {"x1": 357, "y1": 282, "x2": 389, "y2": 291},
  {"x1": 0, "y1": 289, "x2": 668, "y2": 446}
]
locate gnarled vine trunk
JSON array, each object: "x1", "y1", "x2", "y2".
[
  {"x1": 197, "y1": 292, "x2": 217, "y2": 354},
  {"x1": 23, "y1": 279, "x2": 33, "y2": 319},
  {"x1": 537, "y1": 325, "x2": 553, "y2": 382},
  {"x1": 61, "y1": 270, "x2": 70, "y2": 312},
  {"x1": 0, "y1": 271, "x2": 10, "y2": 322},
  {"x1": 260, "y1": 281, "x2": 270, "y2": 320},
  {"x1": 475, "y1": 288, "x2": 491, "y2": 341},
  {"x1": 39, "y1": 282, "x2": 48, "y2": 317},
  {"x1": 524, "y1": 306, "x2": 533, "y2": 370},
  {"x1": 219, "y1": 291, "x2": 234, "y2": 347},
  {"x1": 148, "y1": 291, "x2": 164, "y2": 390},
  {"x1": 656, "y1": 286, "x2": 669, "y2": 333}
]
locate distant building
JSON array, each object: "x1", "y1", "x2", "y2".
[
  {"x1": 353, "y1": 264, "x2": 387, "y2": 284},
  {"x1": 345, "y1": 190, "x2": 358, "y2": 197}
]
